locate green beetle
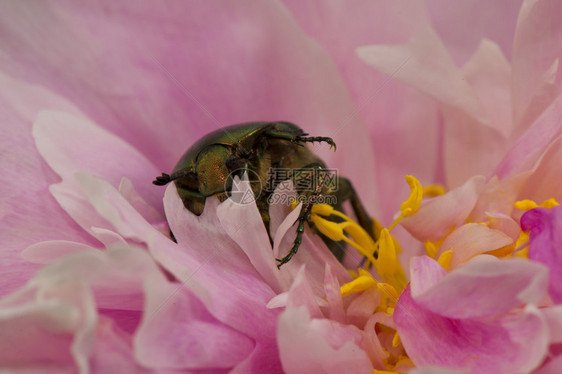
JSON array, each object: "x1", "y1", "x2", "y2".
[{"x1": 153, "y1": 121, "x2": 377, "y2": 267}]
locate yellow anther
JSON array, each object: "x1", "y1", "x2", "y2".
[
  {"x1": 515, "y1": 198, "x2": 558, "y2": 211},
  {"x1": 515, "y1": 199, "x2": 538, "y2": 210},
  {"x1": 373, "y1": 370, "x2": 396, "y2": 374},
  {"x1": 375, "y1": 229, "x2": 398, "y2": 276},
  {"x1": 311, "y1": 213, "x2": 378, "y2": 265},
  {"x1": 389, "y1": 175, "x2": 423, "y2": 231},
  {"x1": 423, "y1": 183, "x2": 446, "y2": 197},
  {"x1": 400, "y1": 175, "x2": 423, "y2": 217},
  {"x1": 514, "y1": 246, "x2": 529, "y2": 258},
  {"x1": 515, "y1": 231, "x2": 529, "y2": 247},
  {"x1": 437, "y1": 250, "x2": 452, "y2": 270},
  {"x1": 290, "y1": 200, "x2": 299, "y2": 210},
  {"x1": 340, "y1": 274, "x2": 377, "y2": 297},
  {"x1": 310, "y1": 215, "x2": 345, "y2": 242},
  {"x1": 310, "y1": 203, "x2": 334, "y2": 216},
  {"x1": 392, "y1": 331, "x2": 401, "y2": 347},
  {"x1": 424, "y1": 241, "x2": 438, "y2": 258},
  {"x1": 376, "y1": 282, "x2": 399, "y2": 301},
  {"x1": 541, "y1": 198, "x2": 559, "y2": 208},
  {"x1": 513, "y1": 231, "x2": 530, "y2": 259}
]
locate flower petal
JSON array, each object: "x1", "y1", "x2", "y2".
[
  {"x1": 0, "y1": 1, "x2": 378, "y2": 211},
  {"x1": 439, "y1": 223, "x2": 513, "y2": 269},
  {"x1": 395, "y1": 287, "x2": 549, "y2": 374},
  {"x1": 401, "y1": 175, "x2": 485, "y2": 241},
  {"x1": 511, "y1": 0, "x2": 562, "y2": 127},
  {"x1": 0, "y1": 73, "x2": 97, "y2": 296},
  {"x1": 161, "y1": 185, "x2": 283, "y2": 372},
  {"x1": 33, "y1": 110, "x2": 162, "y2": 210},
  {"x1": 411, "y1": 255, "x2": 548, "y2": 319},
  {"x1": 277, "y1": 307, "x2": 372, "y2": 374},
  {"x1": 521, "y1": 206, "x2": 562, "y2": 302}
]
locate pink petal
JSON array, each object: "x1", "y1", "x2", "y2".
[
  {"x1": 541, "y1": 306, "x2": 562, "y2": 344},
  {"x1": 521, "y1": 206, "x2": 562, "y2": 303},
  {"x1": 134, "y1": 280, "x2": 254, "y2": 369},
  {"x1": 345, "y1": 289, "x2": 381, "y2": 329},
  {"x1": 323, "y1": 265, "x2": 346, "y2": 324},
  {"x1": 22, "y1": 240, "x2": 95, "y2": 264},
  {"x1": 401, "y1": 175, "x2": 485, "y2": 241},
  {"x1": 90, "y1": 317, "x2": 150, "y2": 374},
  {"x1": 442, "y1": 40, "x2": 513, "y2": 187},
  {"x1": 511, "y1": 0, "x2": 562, "y2": 127},
  {"x1": 33, "y1": 110, "x2": 162, "y2": 210},
  {"x1": 395, "y1": 287, "x2": 548, "y2": 373},
  {"x1": 0, "y1": 1, "x2": 378, "y2": 211},
  {"x1": 410, "y1": 367, "x2": 470, "y2": 374},
  {"x1": 0, "y1": 301, "x2": 76, "y2": 372},
  {"x1": 520, "y1": 136, "x2": 562, "y2": 203},
  {"x1": 277, "y1": 307, "x2": 372, "y2": 374},
  {"x1": 267, "y1": 265, "x2": 325, "y2": 318},
  {"x1": 357, "y1": 26, "x2": 482, "y2": 123},
  {"x1": 0, "y1": 73, "x2": 97, "y2": 296},
  {"x1": 485, "y1": 212, "x2": 521, "y2": 241},
  {"x1": 411, "y1": 255, "x2": 548, "y2": 319},
  {"x1": 161, "y1": 186, "x2": 283, "y2": 372},
  {"x1": 216, "y1": 175, "x2": 288, "y2": 293},
  {"x1": 426, "y1": 0, "x2": 522, "y2": 64},
  {"x1": 282, "y1": 1, "x2": 437, "y2": 221},
  {"x1": 440, "y1": 223, "x2": 513, "y2": 269},
  {"x1": 469, "y1": 174, "x2": 529, "y2": 222},
  {"x1": 409, "y1": 256, "x2": 447, "y2": 298},
  {"x1": 461, "y1": 39, "x2": 513, "y2": 138},
  {"x1": 495, "y1": 95, "x2": 562, "y2": 179},
  {"x1": 534, "y1": 352, "x2": 562, "y2": 374},
  {"x1": 118, "y1": 177, "x2": 164, "y2": 225}
]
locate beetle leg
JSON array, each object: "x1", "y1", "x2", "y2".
[
  {"x1": 295, "y1": 136, "x2": 336, "y2": 151},
  {"x1": 275, "y1": 201, "x2": 311, "y2": 268},
  {"x1": 275, "y1": 163, "x2": 325, "y2": 268},
  {"x1": 264, "y1": 129, "x2": 336, "y2": 151}
]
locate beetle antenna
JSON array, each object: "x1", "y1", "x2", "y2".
[{"x1": 153, "y1": 173, "x2": 173, "y2": 186}]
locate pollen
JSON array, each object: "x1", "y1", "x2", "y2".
[{"x1": 515, "y1": 198, "x2": 559, "y2": 210}]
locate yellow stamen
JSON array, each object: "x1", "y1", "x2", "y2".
[
  {"x1": 376, "y1": 282, "x2": 399, "y2": 302},
  {"x1": 375, "y1": 229, "x2": 397, "y2": 276},
  {"x1": 389, "y1": 175, "x2": 423, "y2": 231},
  {"x1": 424, "y1": 241, "x2": 438, "y2": 258},
  {"x1": 392, "y1": 331, "x2": 401, "y2": 348},
  {"x1": 513, "y1": 231, "x2": 530, "y2": 259},
  {"x1": 400, "y1": 175, "x2": 423, "y2": 217},
  {"x1": 423, "y1": 183, "x2": 446, "y2": 197},
  {"x1": 309, "y1": 206, "x2": 378, "y2": 265},
  {"x1": 514, "y1": 246, "x2": 529, "y2": 258},
  {"x1": 340, "y1": 274, "x2": 377, "y2": 297},
  {"x1": 437, "y1": 249, "x2": 452, "y2": 270}
]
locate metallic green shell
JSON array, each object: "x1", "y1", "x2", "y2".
[{"x1": 172, "y1": 121, "x2": 302, "y2": 175}]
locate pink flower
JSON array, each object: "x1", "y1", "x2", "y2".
[{"x1": 2, "y1": 0, "x2": 562, "y2": 373}]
